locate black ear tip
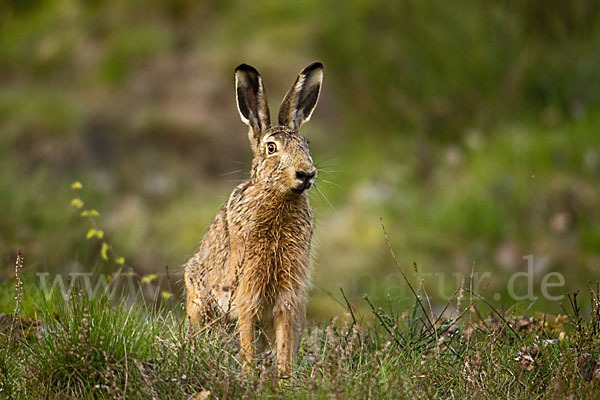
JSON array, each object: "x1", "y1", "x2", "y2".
[
  {"x1": 235, "y1": 63, "x2": 259, "y2": 75},
  {"x1": 302, "y1": 61, "x2": 323, "y2": 74}
]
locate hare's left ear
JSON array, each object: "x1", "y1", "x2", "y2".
[{"x1": 278, "y1": 62, "x2": 323, "y2": 131}]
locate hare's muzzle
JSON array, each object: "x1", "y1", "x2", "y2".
[{"x1": 295, "y1": 170, "x2": 317, "y2": 192}]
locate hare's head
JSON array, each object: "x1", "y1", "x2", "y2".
[{"x1": 235, "y1": 62, "x2": 323, "y2": 194}]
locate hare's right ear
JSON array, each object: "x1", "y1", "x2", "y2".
[
  {"x1": 235, "y1": 64, "x2": 271, "y2": 148},
  {"x1": 278, "y1": 62, "x2": 323, "y2": 131}
]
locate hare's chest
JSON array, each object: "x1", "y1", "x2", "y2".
[
  {"x1": 227, "y1": 193, "x2": 312, "y2": 259},
  {"x1": 232, "y1": 214, "x2": 311, "y2": 296},
  {"x1": 247, "y1": 215, "x2": 311, "y2": 265}
]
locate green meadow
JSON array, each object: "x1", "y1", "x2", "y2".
[{"x1": 2, "y1": 0, "x2": 600, "y2": 397}]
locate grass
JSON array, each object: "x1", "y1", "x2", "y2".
[
  {"x1": 1, "y1": 250, "x2": 600, "y2": 399},
  {"x1": 1, "y1": 0, "x2": 600, "y2": 317}
]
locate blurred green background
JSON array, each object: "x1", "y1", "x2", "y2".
[{"x1": 1, "y1": 0, "x2": 599, "y2": 318}]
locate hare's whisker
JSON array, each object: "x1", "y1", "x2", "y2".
[
  {"x1": 316, "y1": 168, "x2": 342, "y2": 175},
  {"x1": 314, "y1": 156, "x2": 338, "y2": 165},
  {"x1": 220, "y1": 169, "x2": 243, "y2": 176},
  {"x1": 314, "y1": 183, "x2": 335, "y2": 211},
  {"x1": 316, "y1": 177, "x2": 343, "y2": 189}
]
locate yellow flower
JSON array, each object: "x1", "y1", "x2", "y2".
[
  {"x1": 141, "y1": 274, "x2": 158, "y2": 284},
  {"x1": 161, "y1": 291, "x2": 172, "y2": 300},
  {"x1": 101, "y1": 242, "x2": 109, "y2": 261},
  {"x1": 71, "y1": 181, "x2": 83, "y2": 190},
  {"x1": 71, "y1": 198, "x2": 84, "y2": 209}
]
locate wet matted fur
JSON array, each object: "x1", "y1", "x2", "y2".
[{"x1": 184, "y1": 62, "x2": 323, "y2": 375}]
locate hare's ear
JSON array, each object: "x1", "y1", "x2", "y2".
[
  {"x1": 278, "y1": 62, "x2": 323, "y2": 131},
  {"x1": 235, "y1": 64, "x2": 271, "y2": 140}
]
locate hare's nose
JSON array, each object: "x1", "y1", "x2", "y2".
[{"x1": 296, "y1": 170, "x2": 316, "y2": 185}]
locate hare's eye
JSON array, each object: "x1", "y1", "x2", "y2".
[{"x1": 266, "y1": 142, "x2": 277, "y2": 154}]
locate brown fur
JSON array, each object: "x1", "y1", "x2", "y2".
[{"x1": 184, "y1": 63, "x2": 323, "y2": 375}]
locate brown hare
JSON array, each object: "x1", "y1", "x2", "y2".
[{"x1": 184, "y1": 62, "x2": 323, "y2": 375}]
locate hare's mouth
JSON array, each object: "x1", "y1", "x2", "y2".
[
  {"x1": 292, "y1": 180, "x2": 313, "y2": 193},
  {"x1": 292, "y1": 184, "x2": 310, "y2": 194},
  {"x1": 293, "y1": 170, "x2": 316, "y2": 193}
]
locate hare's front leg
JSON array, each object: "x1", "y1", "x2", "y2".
[
  {"x1": 238, "y1": 312, "x2": 255, "y2": 371},
  {"x1": 274, "y1": 308, "x2": 296, "y2": 376},
  {"x1": 185, "y1": 277, "x2": 210, "y2": 327},
  {"x1": 186, "y1": 294, "x2": 204, "y2": 326}
]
